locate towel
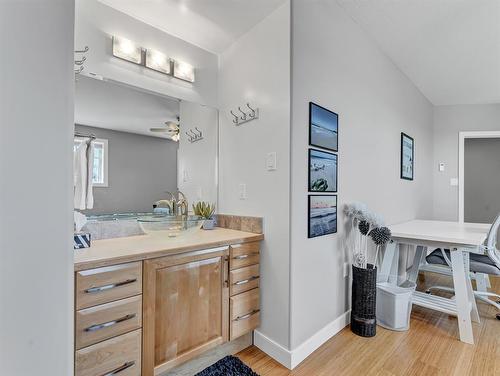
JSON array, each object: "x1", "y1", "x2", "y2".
[{"x1": 74, "y1": 139, "x2": 94, "y2": 210}]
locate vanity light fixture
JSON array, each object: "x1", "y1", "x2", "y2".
[
  {"x1": 145, "y1": 48, "x2": 172, "y2": 75},
  {"x1": 173, "y1": 60, "x2": 195, "y2": 83},
  {"x1": 112, "y1": 36, "x2": 143, "y2": 64},
  {"x1": 111, "y1": 36, "x2": 195, "y2": 83}
]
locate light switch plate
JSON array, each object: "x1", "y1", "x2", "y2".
[
  {"x1": 439, "y1": 163, "x2": 445, "y2": 172},
  {"x1": 266, "y1": 152, "x2": 277, "y2": 171}
]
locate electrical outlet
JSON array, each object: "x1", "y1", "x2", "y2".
[
  {"x1": 239, "y1": 183, "x2": 247, "y2": 200},
  {"x1": 343, "y1": 262, "x2": 350, "y2": 278}
]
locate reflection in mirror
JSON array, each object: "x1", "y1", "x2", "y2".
[{"x1": 74, "y1": 75, "x2": 218, "y2": 235}]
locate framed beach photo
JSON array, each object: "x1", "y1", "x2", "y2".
[
  {"x1": 308, "y1": 149, "x2": 337, "y2": 192},
  {"x1": 400, "y1": 132, "x2": 414, "y2": 180},
  {"x1": 309, "y1": 102, "x2": 338, "y2": 152},
  {"x1": 308, "y1": 195, "x2": 337, "y2": 238}
]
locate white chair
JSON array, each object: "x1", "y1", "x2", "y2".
[{"x1": 425, "y1": 214, "x2": 500, "y2": 320}]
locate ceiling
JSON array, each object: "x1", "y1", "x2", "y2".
[
  {"x1": 337, "y1": 0, "x2": 500, "y2": 105},
  {"x1": 75, "y1": 75, "x2": 179, "y2": 139},
  {"x1": 98, "y1": 0, "x2": 288, "y2": 54}
]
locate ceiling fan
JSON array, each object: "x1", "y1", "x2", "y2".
[{"x1": 150, "y1": 117, "x2": 180, "y2": 141}]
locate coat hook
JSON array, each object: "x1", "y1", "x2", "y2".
[
  {"x1": 230, "y1": 110, "x2": 239, "y2": 124},
  {"x1": 74, "y1": 66, "x2": 84, "y2": 74},
  {"x1": 74, "y1": 56, "x2": 86, "y2": 65},
  {"x1": 238, "y1": 106, "x2": 247, "y2": 121},
  {"x1": 246, "y1": 103, "x2": 256, "y2": 118},
  {"x1": 75, "y1": 46, "x2": 89, "y2": 54}
]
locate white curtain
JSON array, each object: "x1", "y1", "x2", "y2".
[{"x1": 74, "y1": 139, "x2": 94, "y2": 210}]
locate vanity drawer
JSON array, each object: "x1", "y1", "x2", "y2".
[
  {"x1": 230, "y1": 288, "x2": 260, "y2": 340},
  {"x1": 76, "y1": 262, "x2": 142, "y2": 310},
  {"x1": 229, "y1": 264, "x2": 260, "y2": 296},
  {"x1": 75, "y1": 329, "x2": 141, "y2": 376},
  {"x1": 75, "y1": 295, "x2": 142, "y2": 350},
  {"x1": 229, "y1": 242, "x2": 260, "y2": 270}
]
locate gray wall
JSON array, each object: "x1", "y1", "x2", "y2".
[
  {"x1": 464, "y1": 138, "x2": 500, "y2": 223},
  {"x1": 0, "y1": 1, "x2": 74, "y2": 374},
  {"x1": 76, "y1": 125, "x2": 178, "y2": 214},
  {"x1": 433, "y1": 104, "x2": 500, "y2": 220},
  {"x1": 218, "y1": 2, "x2": 291, "y2": 350},
  {"x1": 290, "y1": 0, "x2": 434, "y2": 350}
]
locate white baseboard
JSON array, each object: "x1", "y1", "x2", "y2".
[
  {"x1": 253, "y1": 330, "x2": 292, "y2": 369},
  {"x1": 254, "y1": 310, "x2": 351, "y2": 370}
]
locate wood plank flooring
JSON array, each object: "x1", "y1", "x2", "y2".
[{"x1": 237, "y1": 274, "x2": 500, "y2": 376}]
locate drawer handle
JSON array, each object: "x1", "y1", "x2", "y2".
[
  {"x1": 234, "y1": 309, "x2": 260, "y2": 321},
  {"x1": 84, "y1": 278, "x2": 137, "y2": 294},
  {"x1": 234, "y1": 276, "x2": 259, "y2": 285},
  {"x1": 101, "y1": 361, "x2": 135, "y2": 376},
  {"x1": 84, "y1": 314, "x2": 136, "y2": 332},
  {"x1": 233, "y1": 253, "x2": 259, "y2": 260}
]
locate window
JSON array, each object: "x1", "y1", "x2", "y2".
[{"x1": 74, "y1": 138, "x2": 109, "y2": 187}]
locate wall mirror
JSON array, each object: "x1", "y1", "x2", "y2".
[{"x1": 74, "y1": 75, "x2": 218, "y2": 219}]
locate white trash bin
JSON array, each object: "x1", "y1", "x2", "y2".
[{"x1": 376, "y1": 279, "x2": 416, "y2": 331}]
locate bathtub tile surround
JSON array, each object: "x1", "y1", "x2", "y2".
[{"x1": 216, "y1": 214, "x2": 263, "y2": 234}]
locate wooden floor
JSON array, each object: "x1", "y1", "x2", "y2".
[{"x1": 237, "y1": 273, "x2": 500, "y2": 376}]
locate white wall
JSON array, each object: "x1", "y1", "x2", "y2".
[
  {"x1": 75, "y1": 0, "x2": 218, "y2": 107},
  {"x1": 290, "y1": 0, "x2": 434, "y2": 356},
  {"x1": 433, "y1": 104, "x2": 500, "y2": 221},
  {"x1": 0, "y1": 1, "x2": 74, "y2": 374},
  {"x1": 178, "y1": 101, "x2": 219, "y2": 207},
  {"x1": 218, "y1": 2, "x2": 291, "y2": 349}
]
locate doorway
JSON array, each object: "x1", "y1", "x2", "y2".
[{"x1": 459, "y1": 131, "x2": 500, "y2": 223}]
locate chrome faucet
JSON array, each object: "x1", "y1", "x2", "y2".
[
  {"x1": 176, "y1": 190, "x2": 188, "y2": 217},
  {"x1": 155, "y1": 190, "x2": 188, "y2": 216}
]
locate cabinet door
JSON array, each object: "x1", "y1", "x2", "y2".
[{"x1": 143, "y1": 247, "x2": 229, "y2": 376}]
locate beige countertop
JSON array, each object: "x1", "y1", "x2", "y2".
[{"x1": 74, "y1": 227, "x2": 264, "y2": 271}]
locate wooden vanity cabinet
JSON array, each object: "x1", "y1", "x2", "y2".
[
  {"x1": 75, "y1": 239, "x2": 261, "y2": 376},
  {"x1": 142, "y1": 246, "x2": 230, "y2": 376}
]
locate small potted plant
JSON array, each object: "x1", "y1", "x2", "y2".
[{"x1": 193, "y1": 201, "x2": 216, "y2": 230}]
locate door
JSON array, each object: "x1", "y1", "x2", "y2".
[{"x1": 142, "y1": 247, "x2": 229, "y2": 376}]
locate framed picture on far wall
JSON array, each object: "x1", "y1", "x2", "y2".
[
  {"x1": 400, "y1": 132, "x2": 414, "y2": 180},
  {"x1": 309, "y1": 102, "x2": 338, "y2": 152},
  {"x1": 308, "y1": 195, "x2": 337, "y2": 238},
  {"x1": 309, "y1": 149, "x2": 337, "y2": 192}
]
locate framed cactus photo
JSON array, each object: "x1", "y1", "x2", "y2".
[{"x1": 308, "y1": 149, "x2": 337, "y2": 192}]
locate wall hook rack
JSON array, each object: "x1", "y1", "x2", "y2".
[
  {"x1": 74, "y1": 46, "x2": 89, "y2": 75},
  {"x1": 230, "y1": 102, "x2": 259, "y2": 126},
  {"x1": 185, "y1": 127, "x2": 203, "y2": 143}
]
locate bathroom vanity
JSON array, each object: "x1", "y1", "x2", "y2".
[{"x1": 73, "y1": 228, "x2": 263, "y2": 376}]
